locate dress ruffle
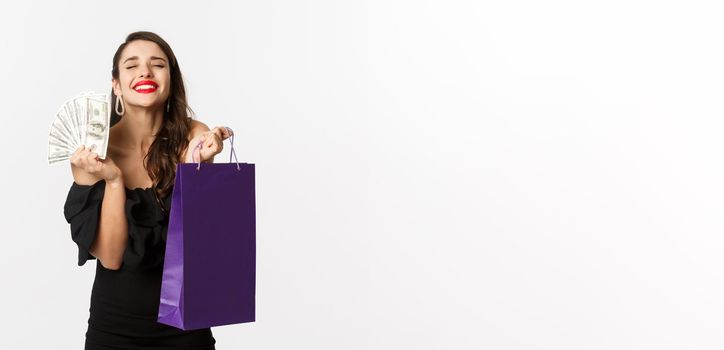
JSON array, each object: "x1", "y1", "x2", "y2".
[
  {"x1": 63, "y1": 181, "x2": 170, "y2": 269},
  {"x1": 64, "y1": 180, "x2": 106, "y2": 266}
]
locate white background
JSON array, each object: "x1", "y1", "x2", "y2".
[{"x1": 1, "y1": 0, "x2": 724, "y2": 349}]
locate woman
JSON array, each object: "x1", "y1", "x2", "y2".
[{"x1": 64, "y1": 31, "x2": 230, "y2": 349}]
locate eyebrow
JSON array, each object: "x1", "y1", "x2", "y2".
[{"x1": 123, "y1": 56, "x2": 167, "y2": 64}]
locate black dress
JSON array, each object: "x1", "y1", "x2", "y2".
[{"x1": 64, "y1": 179, "x2": 216, "y2": 350}]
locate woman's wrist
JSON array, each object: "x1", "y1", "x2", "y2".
[{"x1": 105, "y1": 174, "x2": 124, "y2": 188}]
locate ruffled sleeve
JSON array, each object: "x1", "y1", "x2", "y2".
[
  {"x1": 121, "y1": 188, "x2": 168, "y2": 270},
  {"x1": 63, "y1": 179, "x2": 106, "y2": 266}
]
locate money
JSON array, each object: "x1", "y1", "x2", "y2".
[
  {"x1": 47, "y1": 91, "x2": 111, "y2": 165},
  {"x1": 85, "y1": 98, "x2": 110, "y2": 157}
]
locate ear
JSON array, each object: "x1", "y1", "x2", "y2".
[{"x1": 111, "y1": 78, "x2": 122, "y2": 96}]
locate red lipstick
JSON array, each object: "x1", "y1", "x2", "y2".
[{"x1": 133, "y1": 80, "x2": 158, "y2": 94}]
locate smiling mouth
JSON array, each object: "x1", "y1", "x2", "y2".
[
  {"x1": 133, "y1": 80, "x2": 159, "y2": 93},
  {"x1": 134, "y1": 85, "x2": 157, "y2": 93}
]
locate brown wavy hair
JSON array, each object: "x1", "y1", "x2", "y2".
[{"x1": 110, "y1": 31, "x2": 193, "y2": 209}]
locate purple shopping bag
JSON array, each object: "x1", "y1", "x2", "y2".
[{"x1": 158, "y1": 129, "x2": 256, "y2": 330}]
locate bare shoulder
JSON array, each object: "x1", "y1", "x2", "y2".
[
  {"x1": 181, "y1": 119, "x2": 211, "y2": 161},
  {"x1": 188, "y1": 119, "x2": 211, "y2": 140}
]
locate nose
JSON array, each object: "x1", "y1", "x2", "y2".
[{"x1": 139, "y1": 64, "x2": 153, "y2": 78}]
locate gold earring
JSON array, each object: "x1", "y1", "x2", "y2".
[{"x1": 115, "y1": 95, "x2": 125, "y2": 116}]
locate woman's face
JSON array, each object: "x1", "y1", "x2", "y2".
[{"x1": 112, "y1": 40, "x2": 171, "y2": 112}]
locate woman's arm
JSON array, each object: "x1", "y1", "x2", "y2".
[
  {"x1": 88, "y1": 177, "x2": 127, "y2": 270},
  {"x1": 182, "y1": 120, "x2": 231, "y2": 164},
  {"x1": 70, "y1": 145, "x2": 126, "y2": 270}
]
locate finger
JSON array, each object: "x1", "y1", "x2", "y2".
[
  {"x1": 196, "y1": 135, "x2": 207, "y2": 146},
  {"x1": 211, "y1": 127, "x2": 224, "y2": 140},
  {"x1": 85, "y1": 152, "x2": 100, "y2": 170},
  {"x1": 78, "y1": 151, "x2": 90, "y2": 168},
  {"x1": 188, "y1": 138, "x2": 203, "y2": 160},
  {"x1": 192, "y1": 142, "x2": 203, "y2": 162},
  {"x1": 71, "y1": 145, "x2": 83, "y2": 162},
  {"x1": 71, "y1": 145, "x2": 86, "y2": 160},
  {"x1": 220, "y1": 126, "x2": 232, "y2": 140},
  {"x1": 202, "y1": 135, "x2": 211, "y2": 147},
  {"x1": 208, "y1": 142, "x2": 221, "y2": 154},
  {"x1": 200, "y1": 148, "x2": 218, "y2": 162},
  {"x1": 195, "y1": 139, "x2": 206, "y2": 152},
  {"x1": 203, "y1": 133, "x2": 219, "y2": 147},
  {"x1": 79, "y1": 147, "x2": 93, "y2": 162}
]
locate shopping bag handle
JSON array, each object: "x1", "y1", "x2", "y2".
[{"x1": 191, "y1": 126, "x2": 241, "y2": 171}]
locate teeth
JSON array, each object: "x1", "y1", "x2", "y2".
[{"x1": 134, "y1": 85, "x2": 156, "y2": 90}]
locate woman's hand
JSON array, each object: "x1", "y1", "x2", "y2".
[
  {"x1": 70, "y1": 145, "x2": 123, "y2": 186},
  {"x1": 184, "y1": 126, "x2": 233, "y2": 164}
]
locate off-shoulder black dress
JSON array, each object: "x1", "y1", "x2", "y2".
[{"x1": 64, "y1": 179, "x2": 216, "y2": 350}]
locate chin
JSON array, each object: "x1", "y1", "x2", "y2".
[{"x1": 129, "y1": 101, "x2": 163, "y2": 111}]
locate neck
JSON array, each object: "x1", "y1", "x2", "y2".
[{"x1": 113, "y1": 105, "x2": 164, "y2": 152}]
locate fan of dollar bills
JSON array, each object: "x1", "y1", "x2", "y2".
[{"x1": 47, "y1": 91, "x2": 111, "y2": 165}]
